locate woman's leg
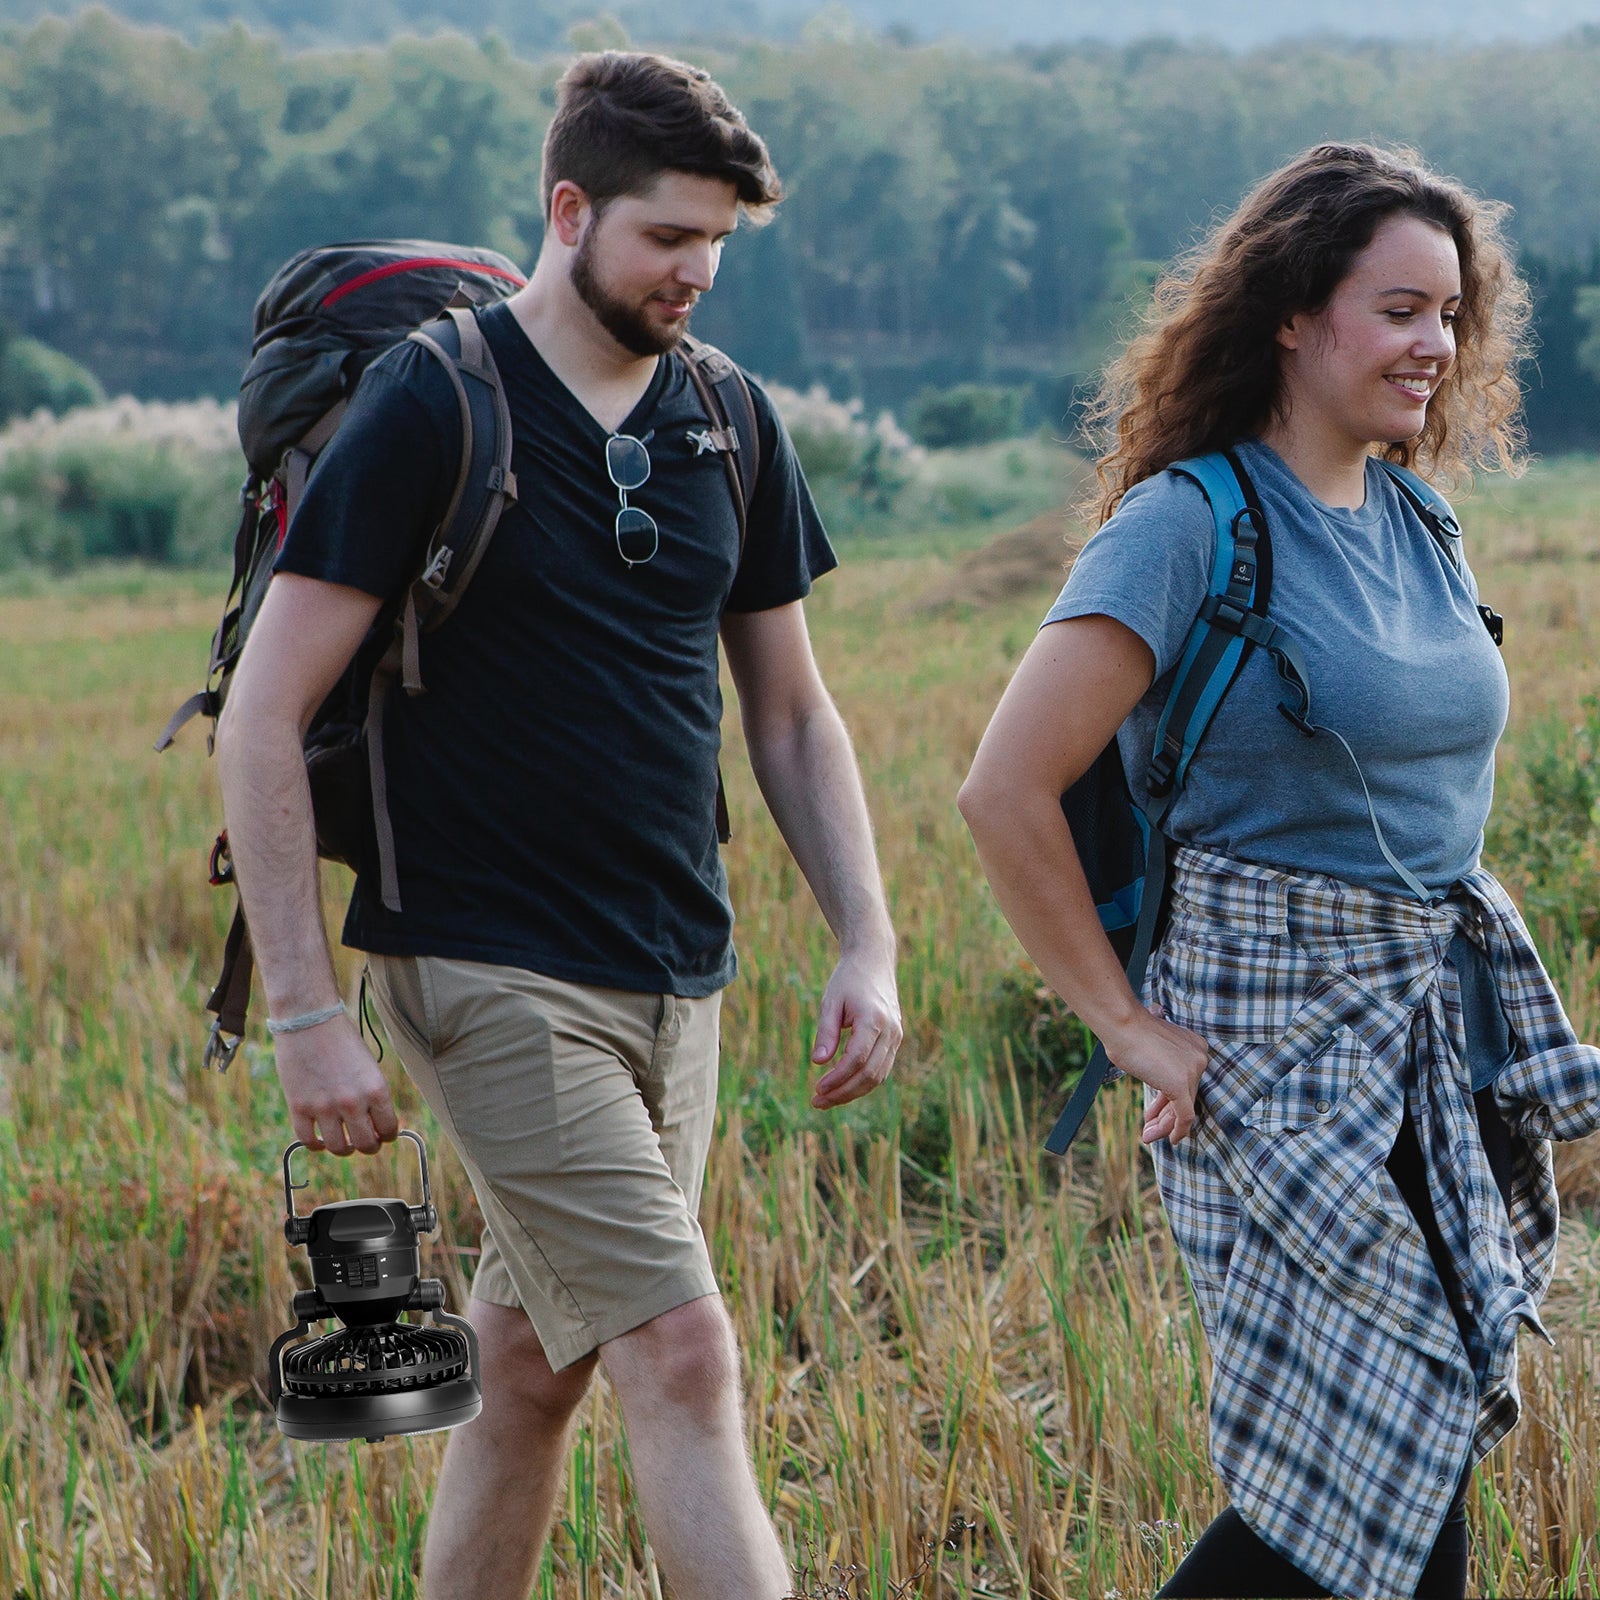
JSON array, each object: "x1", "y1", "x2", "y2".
[
  {"x1": 1155, "y1": 1493, "x2": 1467, "y2": 1600},
  {"x1": 1155, "y1": 1507, "x2": 1332, "y2": 1598},
  {"x1": 1412, "y1": 1496, "x2": 1469, "y2": 1600},
  {"x1": 1384, "y1": 1107, "x2": 1473, "y2": 1600},
  {"x1": 1159, "y1": 1104, "x2": 1476, "y2": 1599}
]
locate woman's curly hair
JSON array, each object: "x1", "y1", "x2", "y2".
[{"x1": 1084, "y1": 143, "x2": 1530, "y2": 524}]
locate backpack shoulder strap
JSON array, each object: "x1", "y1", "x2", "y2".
[
  {"x1": 1379, "y1": 460, "x2": 1461, "y2": 560},
  {"x1": 1146, "y1": 448, "x2": 1277, "y2": 807},
  {"x1": 678, "y1": 335, "x2": 760, "y2": 564},
  {"x1": 1379, "y1": 460, "x2": 1502, "y2": 645},
  {"x1": 1171, "y1": 450, "x2": 1260, "y2": 587},
  {"x1": 677, "y1": 336, "x2": 762, "y2": 849},
  {"x1": 1379, "y1": 459, "x2": 1460, "y2": 533},
  {"x1": 403, "y1": 306, "x2": 518, "y2": 642},
  {"x1": 359, "y1": 305, "x2": 518, "y2": 914}
]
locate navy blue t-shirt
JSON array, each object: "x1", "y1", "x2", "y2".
[{"x1": 276, "y1": 300, "x2": 836, "y2": 995}]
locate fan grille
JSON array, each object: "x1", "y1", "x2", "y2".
[{"x1": 281, "y1": 1322, "x2": 470, "y2": 1396}]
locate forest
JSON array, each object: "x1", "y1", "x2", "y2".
[
  {"x1": 2, "y1": 0, "x2": 1597, "y2": 54},
  {"x1": 2, "y1": 9, "x2": 1600, "y2": 446}
]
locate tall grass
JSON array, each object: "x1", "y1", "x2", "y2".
[{"x1": 1, "y1": 462, "x2": 1599, "y2": 1595}]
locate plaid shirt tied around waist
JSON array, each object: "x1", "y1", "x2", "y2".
[{"x1": 1149, "y1": 846, "x2": 1600, "y2": 1598}]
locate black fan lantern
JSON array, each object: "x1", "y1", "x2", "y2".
[{"x1": 269, "y1": 1129, "x2": 483, "y2": 1443}]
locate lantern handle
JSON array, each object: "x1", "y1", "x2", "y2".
[
  {"x1": 281, "y1": 1140, "x2": 312, "y2": 1244},
  {"x1": 280, "y1": 1128, "x2": 436, "y2": 1243},
  {"x1": 401, "y1": 1128, "x2": 438, "y2": 1234}
]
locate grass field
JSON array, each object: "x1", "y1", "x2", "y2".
[{"x1": 3, "y1": 455, "x2": 1600, "y2": 1597}]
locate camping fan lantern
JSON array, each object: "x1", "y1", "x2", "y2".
[{"x1": 268, "y1": 1129, "x2": 482, "y2": 1443}]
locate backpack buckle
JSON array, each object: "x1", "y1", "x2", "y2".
[
  {"x1": 1200, "y1": 593, "x2": 1248, "y2": 632},
  {"x1": 209, "y1": 831, "x2": 235, "y2": 887},
  {"x1": 204, "y1": 1019, "x2": 243, "y2": 1073},
  {"x1": 1148, "y1": 747, "x2": 1178, "y2": 797},
  {"x1": 421, "y1": 546, "x2": 453, "y2": 589},
  {"x1": 1278, "y1": 701, "x2": 1316, "y2": 738}
]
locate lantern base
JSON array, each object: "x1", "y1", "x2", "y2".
[{"x1": 275, "y1": 1374, "x2": 482, "y2": 1443}]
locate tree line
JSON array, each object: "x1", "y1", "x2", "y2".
[
  {"x1": 3, "y1": 10, "x2": 1600, "y2": 446},
  {"x1": 5, "y1": 0, "x2": 1597, "y2": 60}
]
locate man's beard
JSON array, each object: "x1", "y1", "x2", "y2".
[{"x1": 570, "y1": 228, "x2": 688, "y2": 358}]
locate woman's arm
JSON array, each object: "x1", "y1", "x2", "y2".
[{"x1": 958, "y1": 613, "x2": 1209, "y2": 1145}]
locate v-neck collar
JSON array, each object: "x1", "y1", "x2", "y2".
[{"x1": 490, "y1": 301, "x2": 673, "y2": 440}]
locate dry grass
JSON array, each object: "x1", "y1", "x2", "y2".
[
  {"x1": 915, "y1": 506, "x2": 1088, "y2": 615},
  {"x1": 2, "y1": 461, "x2": 1600, "y2": 1595}
]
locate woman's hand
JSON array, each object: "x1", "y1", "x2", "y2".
[{"x1": 1100, "y1": 1004, "x2": 1210, "y2": 1144}]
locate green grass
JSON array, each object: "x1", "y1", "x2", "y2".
[
  {"x1": 832, "y1": 434, "x2": 1079, "y2": 561},
  {"x1": 2, "y1": 453, "x2": 1600, "y2": 1595}
]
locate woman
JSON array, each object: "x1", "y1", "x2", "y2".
[{"x1": 959, "y1": 143, "x2": 1600, "y2": 1599}]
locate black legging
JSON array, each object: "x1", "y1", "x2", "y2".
[
  {"x1": 1156, "y1": 1091, "x2": 1515, "y2": 1599},
  {"x1": 1155, "y1": 1499, "x2": 1467, "y2": 1599}
]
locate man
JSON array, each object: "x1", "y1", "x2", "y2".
[{"x1": 216, "y1": 50, "x2": 901, "y2": 1600}]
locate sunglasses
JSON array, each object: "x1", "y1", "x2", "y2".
[{"x1": 605, "y1": 434, "x2": 658, "y2": 568}]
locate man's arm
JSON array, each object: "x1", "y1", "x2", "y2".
[
  {"x1": 720, "y1": 601, "x2": 901, "y2": 1109},
  {"x1": 214, "y1": 571, "x2": 401, "y2": 1156}
]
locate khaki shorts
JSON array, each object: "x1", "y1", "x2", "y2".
[{"x1": 366, "y1": 953, "x2": 721, "y2": 1372}]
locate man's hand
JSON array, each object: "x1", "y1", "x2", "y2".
[
  {"x1": 809, "y1": 949, "x2": 902, "y2": 1110},
  {"x1": 721, "y1": 603, "x2": 904, "y2": 1115},
  {"x1": 273, "y1": 1015, "x2": 401, "y2": 1155}
]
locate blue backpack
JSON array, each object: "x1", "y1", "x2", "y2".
[{"x1": 1044, "y1": 448, "x2": 1503, "y2": 1154}]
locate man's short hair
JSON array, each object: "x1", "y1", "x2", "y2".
[{"x1": 541, "y1": 52, "x2": 783, "y2": 222}]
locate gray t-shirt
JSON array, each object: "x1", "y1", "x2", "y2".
[{"x1": 1043, "y1": 439, "x2": 1509, "y2": 897}]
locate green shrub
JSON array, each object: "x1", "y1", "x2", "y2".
[
  {"x1": 0, "y1": 335, "x2": 105, "y2": 422},
  {"x1": 906, "y1": 383, "x2": 1027, "y2": 450},
  {"x1": 886, "y1": 433, "x2": 1072, "y2": 544},
  {"x1": 0, "y1": 398, "x2": 242, "y2": 572},
  {"x1": 764, "y1": 380, "x2": 922, "y2": 533}
]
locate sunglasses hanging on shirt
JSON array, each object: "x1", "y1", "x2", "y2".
[{"x1": 605, "y1": 433, "x2": 658, "y2": 568}]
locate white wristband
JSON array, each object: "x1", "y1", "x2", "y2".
[{"x1": 266, "y1": 1003, "x2": 348, "y2": 1036}]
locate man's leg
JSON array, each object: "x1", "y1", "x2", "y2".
[
  {"x1": 365, "y1": 958, "x2": 772, "y2": 1595},
  {"x1": 422, "y1": 1299, "x2": 598, "y2": 1600},
  {"x1": 600, "y1": 1293, "x2": 790, "y2": 1600}
]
